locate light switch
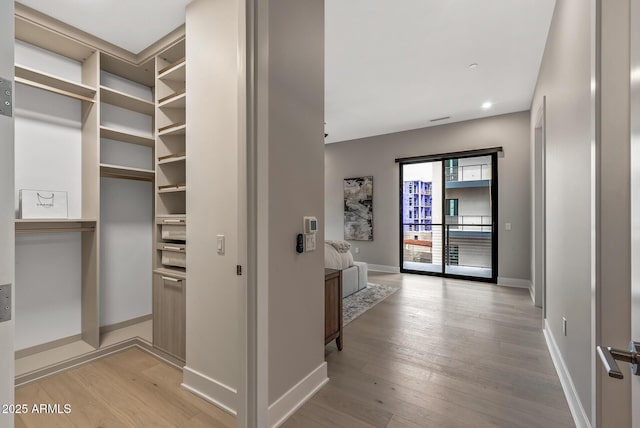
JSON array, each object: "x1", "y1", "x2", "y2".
[
  {"x1": 505, "y1": 222, "x2": 512, "y2": 231},
  {"x1": 305, "y1": 233, "x2": 316, "y2": 252},
  {"x1": 216, "y1": 234, "x2": 225, "y2": 255}
]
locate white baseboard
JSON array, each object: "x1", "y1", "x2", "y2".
[
  {"x1": 543, "y1": 321, "x2": 591, "y2": 428},
  {"x1": 529, "y1": 283, "x2": 535, "y2": 304},
  {"x1": 268, "y1": 362, "x2": 328, "y2": 428},
  {"x1": 497, "y1": 276, "x2": 532, "y2": 289},
  {"x1": 367, "y1": 264, "x2": 400, "y2": 273},
  {"x1": 182, "y1": 366, "x2": 238, "y2": 416}
]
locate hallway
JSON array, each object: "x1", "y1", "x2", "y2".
[{"x1": 285, "y1": 272, "x2": 574, "y2": 428}]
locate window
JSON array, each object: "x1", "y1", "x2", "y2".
[{"x1": 445, "y1": 198, "x2": 458, "y2": 216}]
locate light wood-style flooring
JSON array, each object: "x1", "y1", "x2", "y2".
[
  {"x1": 284, "y1": 272, "x2": 575, "y2": 428},
  {"x1": 15, "y1": 348, "x2": 236, "y2": 428}
]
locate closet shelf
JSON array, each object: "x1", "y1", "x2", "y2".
[
  {"x1": 15, "y1": 219, "x2": 97, "y2": 234},
  {"x1": 158, "y1": 184, "x2": 186, "y2": 194},
  {"x1": 158, "y1": 91, "x2": 186, "y2": 108},
  {"x1": 158, "y1": 154, "x2": 186, "y2": 165},
  {"x1": 158, "y1": 58, "x2": 186, "y2": 78},
  {"x1": 158, "y1": 122, "x2": 186, "y2": 136},
  {"x1": 15, "y1": 64, "x2": 96, "y2": 103},
  {"x1": 100, "y1": 126, "x2": 155, "y2": 147},
  {"x1": 100, "y1": 86, "x2": 155, "y2": 116},
  {"x1": 100, "y1": 163, "x2": 155, "y2": 182}
]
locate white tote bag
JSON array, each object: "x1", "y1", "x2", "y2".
[{"x1": 19, "y1": 190, "x2": 68, "y2": 219}]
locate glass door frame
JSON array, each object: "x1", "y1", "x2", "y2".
[{"x1": 397, "y1": 148, "x2": 499, "y2": 283}]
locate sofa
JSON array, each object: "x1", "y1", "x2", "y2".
[{"x1": 324, "y1": 241, "x2": 368, "y2": 298}]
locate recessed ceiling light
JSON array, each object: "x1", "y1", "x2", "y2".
[
  {"x1": 468, "y1": 63, "x2": 479, "y2": 69},
  {"x1": 482, "y1": 101, "x2": 493, "y2": 110}
]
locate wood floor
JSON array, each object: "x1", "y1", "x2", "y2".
[
  {"x1": 284, "y1": 272, "x2": 575, "y2": 428},
  {"x1": 15, "y1": 348, "x2": 235, "y2": 428}
]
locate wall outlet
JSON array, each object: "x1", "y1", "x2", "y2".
[
  {"x1": 505, "y1": 222, "x2": 512, "y2": 231},
  {"x1": 562, "y1": 317, "x2": 567, "y2": 336},
  {"x1": 354, "y1": 247, "x2": 359, "y2": 254}
]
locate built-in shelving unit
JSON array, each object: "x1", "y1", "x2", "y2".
[
  {"x1": 158, "y1": 122, "x2": 186, "y2": 136},
  {"x1": 15, "y1": 64, "x2": 96, "y2": 102},
  {"x1": 12, "y1": 4, "x2": 187, "y2": 374},
  {"x1": 15, "y1": 219, "x2": 97, "y2": 234},
  {"x1": 154, "y1": 39, "x2": 187, "y2": 360},
  {"x1": 100, "y1": 85, "x2": 155, "y2": 115},
  {"x1": 100, "y1": 163, "x2": 155, "y2": 182},
  {"x1": 99, "y1": 126, "x2": 155, "y2": 147}
]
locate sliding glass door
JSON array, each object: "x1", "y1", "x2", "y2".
[{"x1": 399, "y1": 151, "x2": 497, "y2": 282}]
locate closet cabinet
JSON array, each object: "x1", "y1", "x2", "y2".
[{"x1": 153, "y1": 273, "x2": 186, "y2": 360}]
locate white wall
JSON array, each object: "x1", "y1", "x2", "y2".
[
  {"x1": 99, "y1": 178, "x2": 152, "y2": 326},
  {"x1": 326, "y1": 111, "x2": 531, "y2": 282},
  {"x1": 184, "y1": 0, "x2": 243, "y2": 414},
  {"x1": 0, "y1": 0, "x2": 15, "y2": 425}
]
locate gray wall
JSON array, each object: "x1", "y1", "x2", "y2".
[
  {"x1": 325, "y1": 111, "x2": 531, "y2": 282},
  {"x1": 530, "y1": 0, "x2": 595, "y2": 423},
  {"x1": 0, "y1": 0, "x2": 15, "y2": 424},
  {"x1": 266, "y1": 0, "x2": 326, "y2": 404}
]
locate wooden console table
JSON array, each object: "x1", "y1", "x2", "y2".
[{"x1": 324, "y1": 268, "x2": 343, "y2": 350}]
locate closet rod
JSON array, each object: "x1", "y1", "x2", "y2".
[
  {"x1": 15, "y1": 77, "x2": 96, "y2": 103},
  {"x1": 16, "y1": 227, "x2": 95, "y2": 234}
]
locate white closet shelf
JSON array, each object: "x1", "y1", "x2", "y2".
[
  {"x1": 15, "y1": 64, "x2": 96, "y2": 103},
  {"x1": 100, "y1": 86, "x2": 155, "y2": 116},
  {"x1": 158, "y1": 91, "x2": 186, "y2": 109},
  {"x1": 100, "y1": 126, "x2": 155, "y2": 147},
  {"x1": 15, "y1": 219, "x2": 97, "y2": 234},
  {"x1": 100, "y1": 163, "x2": 155, "y2": 182},
  {"x1": 158, "y1": 122, "x2": 186, "y2": 136},
  {"x1": 158, "y1": 58, "x2": 185, "y2": 78}
]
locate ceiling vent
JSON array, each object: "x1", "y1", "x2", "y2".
[{"x1": 430, "y1": 116, "x2": 451, "y2": 122}]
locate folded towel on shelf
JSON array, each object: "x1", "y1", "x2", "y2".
[{"x1": 325, "y1": 240, "x2": 351, "y2": 253}]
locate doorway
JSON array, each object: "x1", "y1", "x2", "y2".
[{"x1": 399, "y1": 150, "x2": 498, "y2": 282}]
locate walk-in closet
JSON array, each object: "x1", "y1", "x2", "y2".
[{"x1": 12, "y1": 4, "x2": 188, "y2": 383}]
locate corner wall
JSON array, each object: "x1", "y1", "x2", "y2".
[
  {"x1": 530, "y1": 0, "x2": 595, "y2": 425},
  {"x1": 0, "y1": 0, "x2": 15, "y2": 425},
  {"x1": 325, "y1": 111, "x2": 531, "y2": 284},
  {"x1": 262, "y1": 0, "x2": 327, "y2": 425}
]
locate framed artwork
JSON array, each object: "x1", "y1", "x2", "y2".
[{"x1": 344, "y1": 176, "x2": 373, "y2": 241}]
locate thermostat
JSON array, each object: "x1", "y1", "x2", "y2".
[{"x1": 304, "y1": 216, "x2": 318, "y2": 234}]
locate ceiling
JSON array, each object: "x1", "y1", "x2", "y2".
[
  {"x1": 18, "y1": 0, "x2": 189, "y2": 54},
  {"x1": 19, "y1": 0, "x2": 556, "y2": 144},
  {"x1": 325, "y1": 0, "x2": 556, "y2": 143}
]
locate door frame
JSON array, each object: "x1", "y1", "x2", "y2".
[
  {"x1": 397, "y1": 149, "x2": 499, "y2": 283},
  {"x1": 0, "y1": 0, "x2": 15, "y2": 426},
  {"x1": 533, "y1": 98, "x2": 546, "y2": 314}
]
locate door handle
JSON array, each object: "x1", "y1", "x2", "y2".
[{"x1": 596, "y1": 341, "x2": 640, "y2": 379}]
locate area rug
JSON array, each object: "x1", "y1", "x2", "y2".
[{"x1": 343, "y1": 283, "x2": 400, "y2": 325}]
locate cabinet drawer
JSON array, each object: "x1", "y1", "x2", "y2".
[
  {"x1": 158, "y1": 217, "x2": 186, "y2": 241},
  {"x1": 158, "y1": 243, "x2": 186, "y2": 268},
  {"x1": 153, "y1": 273, "x2": 186, "y2": 360}
]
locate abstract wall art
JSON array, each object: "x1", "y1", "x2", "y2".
[{"x1": 344, "y1": 176, "x2": 373, "y2": 241}]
